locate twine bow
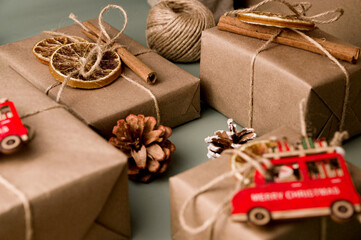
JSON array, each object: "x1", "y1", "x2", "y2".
[
  {"x1": 225, "y1": 0, "x2": 349, "y2": 134},
  {"x1": 69, "y1": 5, "x2": 127, "y2": 80},
  {"x1": 44, "y1": 5, "x2": 128, "y2": 102},
  {"x1": 46, "y1": 5, "x2": 161, "y2": 123}
]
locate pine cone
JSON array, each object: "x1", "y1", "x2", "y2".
[
  {"x1": 109, "y1": 114, "x2": 176, "y2": 182},
  {"x1": 205, "y1": 119, "x2": 256, "y2": 159}
]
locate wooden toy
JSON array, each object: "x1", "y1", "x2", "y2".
[
  {"x1": 230, "y1": 137, "x2": 361, "y2": 226},
  {"x1": 0, "y1": 99, "x2": 30, "y2": 154}
]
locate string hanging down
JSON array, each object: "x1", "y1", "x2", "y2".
[{"x1": 0, "y1": 176, "x2": 33, "y2": 240}]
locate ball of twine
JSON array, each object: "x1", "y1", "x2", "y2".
[{"x1": 146, "y1": 0, "x2": 216, "y2": 63}]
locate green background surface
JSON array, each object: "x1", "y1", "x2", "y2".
[{"x1": 1, "y1": 0, "x2": 360, "y2": 239}]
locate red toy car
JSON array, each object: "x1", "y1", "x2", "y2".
[
  {"x1": 0, "y1": 98, "x2": 29, "y2": 154},
  {"x1": 231, "y1": 138, "x2": 361, "y2": 226}
]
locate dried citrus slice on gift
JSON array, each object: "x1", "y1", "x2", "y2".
[
  {"x1": 237, "y1": 11, "x2": 315, "y2": 31},
  {"x1": 49, "y1": 42, "x2": 122, "y2": 89},
  {"x1": 32, "y1": 36, "x2": 87, "y2": 64}
]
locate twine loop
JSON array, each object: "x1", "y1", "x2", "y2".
[
  {"x1": 179, "y1": 147, "x2": 272, "y2": 235},
  {"x1": 330, "y1": 131, "x2": 349, "y2": 147}
]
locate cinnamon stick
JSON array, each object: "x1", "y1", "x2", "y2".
[
  {"x1": 82, "y1": 21, "x2": 157, "y2": 84},
  {"x1": 217, "y1": 16, "x2": 360, "y2": 63}
]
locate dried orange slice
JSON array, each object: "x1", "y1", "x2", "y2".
[
  {"x1": 32, "y1": 36, "x2": 87, "y2": 64},
  {"x1": 49, "y1": 42, "x2": 122, "y2": 89},
  {"x1": 237, "y1": 11, "x2": 315, "y2": 31}
]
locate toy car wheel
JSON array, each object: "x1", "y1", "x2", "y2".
[
  {"x1": 0, "y1": 135, "x2": 22, "y2": 153},
  {"x1": 331, "y1": 200, "x2": 354, "y2": 221},
  {"x1": 248, "y1": 207, "x2": 271, "y2": 226}
]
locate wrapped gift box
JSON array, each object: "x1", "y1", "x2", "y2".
[
  {"x1": 170, "y1": 126, "x2": 361, "y2": 240},
  {"x1": 0, "y1": 19, "x2": 200, "y2": 139},
  {"x1": 0, "y1": 59, "x2": 131, "y2": 240},
  {"x1": 200, "y1": 27, "x2": 361, "y2": 140}
]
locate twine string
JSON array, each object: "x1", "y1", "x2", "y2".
[
  {"x1": 121, "y1": 74, "x2": 161, "y2": 123},
  {"x1": 0, "y1": 175, "x2": 33, "y2": 240},
  {"x1": 179, "y1": 170, "x2": 235, "y2": 234},
  {"x1": 97, "y1": 5, "x2": 128, "y2": 44},
  {"x1": 56, "y1": 74, "x2": 73, "y2": 103},
  {"x1": 299, "y1": 98, "x2": 307, "y2": 136},
  {"x1": 179, "y1": 149, "x2": 272, "y2": 236},
  {"x1": 20, "y1": 105, "x2": 68, "y2": 119},
  {"x1": 330, "y1": 131, "x2": 349, "y2": 147},
  {"x1": 291, "y1": 29, "x2": 349, "y2": 132},
  {"x1": 248, "y1": 29, "x2": 282, "y2": 127},
  {"x1": 45, "y1": 82, "x2": 62, "y2": 95},
  {"x1": 68, "y1": 13, "x2": 90, "y2": 32}
]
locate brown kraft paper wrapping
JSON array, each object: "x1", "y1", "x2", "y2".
[
  {"x1": 0, "y1": 60, "x2": 131, "y2": 240},
  {"x1": 0, "y1": 19, "x2": 200, "y2": 139},
  {"x1": 200, "y1": 27, "x2": 361, "y2": 140},
  {"x1": 170, "y1": 126, "x2": 361, "y2": 240}
]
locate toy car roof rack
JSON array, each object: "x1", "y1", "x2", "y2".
[{"x1": 263, "y1": 136, "x2": 336, "y2": 160}]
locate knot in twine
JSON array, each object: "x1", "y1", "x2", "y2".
[
  {"x1": 146, "y1": 0, "x2": 215, "y2": 63},
  {"x1": 69, "y1": 5, "x2": 127, "y2": 79},
  {"x1": 48, "y1": 5, "x2": 161, "y2": 124},
  {"x1": 45, "y1": 5, "x2": 128, "y2": 102}
]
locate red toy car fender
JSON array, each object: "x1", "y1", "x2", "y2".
[{"x1": 0, "y1": 99, "x2": 29, "y2": 154}]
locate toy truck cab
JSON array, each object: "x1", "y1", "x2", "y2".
[
  {"x1": 0, "y1": 99, "x2": 29, "y2": 154},
  {"x1": 231, "y1": 139, "x2": 361, "y2": 226}
]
